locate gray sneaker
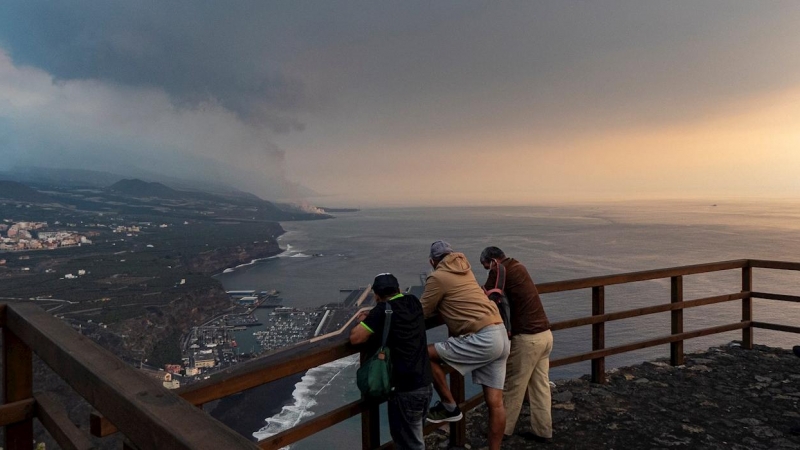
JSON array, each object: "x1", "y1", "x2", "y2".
[{"x1": 427, "y1": 401, "x2": 463, "y2": 423}]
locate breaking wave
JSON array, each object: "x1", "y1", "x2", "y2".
[
  {"x1": 253, "y1": 355, "x2": 359, "y2": 444},
  {"x1": 269, "y1": 244, "x2": 311, "y2": 259}
]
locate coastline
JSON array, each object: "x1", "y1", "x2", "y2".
[
  {"x1": 209, "y1": 373, "x2": 304, "y2": 441},
  {"x1": 215, "y1": 254, "x2": 279, "y2": 276},
  {"x1": 206, "y1": 226, "x2": 287, "y2": 276},
  {"x1": 205, "y1": 224, "x2": 295, "y2": 441}
]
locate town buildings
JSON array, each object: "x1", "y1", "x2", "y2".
[{"x1": 0, "y1": 220, "x2": 92, "y2": 251}]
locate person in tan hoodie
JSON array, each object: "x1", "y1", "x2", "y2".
[{"x1": 420, "y1": 240, "x2": 510, "y2": 450}]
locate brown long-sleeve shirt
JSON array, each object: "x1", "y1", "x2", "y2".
[{"x1": 483, "y1": 257, "x2": 550, "y2": 336}]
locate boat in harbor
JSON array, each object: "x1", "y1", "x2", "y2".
[{"x1": 225, "y1": 315, "x2": 263, "y2": 327}]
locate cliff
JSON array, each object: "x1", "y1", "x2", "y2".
[{"x1": 186, "y1": 240, "x2": 282, "y2": 275}]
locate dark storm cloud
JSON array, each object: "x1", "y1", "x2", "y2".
[
  {"x1": 1, "y1": 1, "x2": 799, "y2": 204},
  {"x1": 6, "y1": 0, "x2": 795, "y2": 138},
  {"x1": 0, "y1": 1, "x2": 312, "y2": 130},
  {"x1": 0, "y1": 1, "x2": 478, "y2": 130}
]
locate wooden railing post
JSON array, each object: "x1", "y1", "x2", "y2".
[
  {"x1": 591, "y1": 286, "x2": 605, "y2": 384},
  {"x1": 3, "y1": 328, "x2": 33, "y2": 450},
  {"x1": 360, "y1": 350, "x2": 380, "y2": 450},
  {"x1": 449, "y1": 372, "x2": 466, "y2": 448},
  {"x1": 670, "y1": 276, "x2": 684, "y2": 366},
  {"x1": 742, "y1": 266, "x2": 753, "y2": 349}
]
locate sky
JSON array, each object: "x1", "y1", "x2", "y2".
[{"x1": 1, "y1": 1, "x2": 799, "y2": 207}]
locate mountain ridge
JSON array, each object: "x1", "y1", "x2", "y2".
[{"x1": 109, "y1": 179, "x2": 182, "y2": 199}]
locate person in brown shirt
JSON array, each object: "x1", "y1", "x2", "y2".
[{"x1": 481, "y1": 246, "x2": 553, "y2": 442}]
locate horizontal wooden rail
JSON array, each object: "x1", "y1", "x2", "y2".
[
  {"x1": 5, "y1": 303, "x2": 259, "y2": 450},
  {"x1": 751, "y1": 292, "x2": 800, "y2": 303},
  {"x1": 85, "y1": 319, "x2": 449, "y2": 439},
  {"x1": 259, "y1": 365, "x2": 457, "y2": 449},
  {"x1": 89, "y1": 411, "x2": 118, "y2": 437},
  {"x1": 550, "y1": 292, "x2": 746, "y2": 331},
  {"x1": 748, "y1": 260, "x2": 800, "y2": 271},
  {"x1": 177, "y1": 260, "x2": 754, "y2": 407},
  {"x1": 0, "y1": 398, "x2": 35, "y2": 427},
  {"x1": 34, "y1": 392, "x2": 94, "y2": 450},
  {"x1": 537, "y1": 259, "x2": 747, "y2": 294},
  {"x1": 175, "y1": 259, "x2": 759, "y2": 448},
  {"x1": 551, "y1": 322, "x2": 748, "y2": 368},
  {"x1": 178, "y1": 261, "x2": 752, "y2": 406},
  {"x1": 177, "y1": 333, "x2": 358, "y2": 406},
  {"x1": 752, "y1": 321, "x2": 800, "y2": 335},
  {"x1": 8, "y1": 259, "x2": 800, "y2": 450},
  {"x1": 259, "y1": 400, "x2": 368, "y2": 449}
]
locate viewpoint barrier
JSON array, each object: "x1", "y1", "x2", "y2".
[{"x1": 2, "y1": 259, "x2": 800, "y2": 449}]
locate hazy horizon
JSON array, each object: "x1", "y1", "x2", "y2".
[{"x1": 1, "y1": 2, "x2": 799, "y2": 207}]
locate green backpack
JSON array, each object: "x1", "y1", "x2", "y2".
[{"x1": 356, "y1": 304, "x2": 393, "y2": 401}]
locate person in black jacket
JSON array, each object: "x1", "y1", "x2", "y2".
[{"x1": 350, "y1": 273, "x2": 433, "y2": 450}]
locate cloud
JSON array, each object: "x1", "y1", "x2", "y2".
[
  {"x1": 0, "y1": 1, "x2": 487, "y2": 125},
  {"x1": 0, "y1": 1, "x2": 320, "y2": 130},
  {"x1": 0, "y1": 49, "x2": 310, "y2": 199},
  {"x1": 2, "y1": 1, "x2": 800, "y2": 206}
]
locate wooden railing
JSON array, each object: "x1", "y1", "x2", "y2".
[{"x1": 2, "y1": 259, "x2": 800, "y2": 449}]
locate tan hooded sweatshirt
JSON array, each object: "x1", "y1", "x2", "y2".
[{"x1": 420, "y1": 252, "x2": 503, "y2": 336}]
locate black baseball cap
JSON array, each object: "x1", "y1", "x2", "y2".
[{"x1": 372, "y1": 273, "x2": 400, "y2": 291}]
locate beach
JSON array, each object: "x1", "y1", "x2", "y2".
[{"x1": 209, "y1": 374, "x2": 304, "y2": 440}]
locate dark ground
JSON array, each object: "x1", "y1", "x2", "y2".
[{"x1": 426, "y1": 343, "x2": 800, "y2": 449}]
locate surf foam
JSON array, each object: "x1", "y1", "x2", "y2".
[{"x1": 253, "y1": 355, "x2": 359, "y2": 444}]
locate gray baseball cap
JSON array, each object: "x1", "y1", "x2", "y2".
[{"x1": 430, "y1": 240, "x2": 454, "y2": 259}]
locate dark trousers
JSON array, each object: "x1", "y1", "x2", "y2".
[{"x1": 388, "y1": 384, "x2": 432, "y2": 450}]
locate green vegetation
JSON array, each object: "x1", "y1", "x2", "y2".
[{"x1": 147, "y1": 330, "x2": 183, "y2": 368}]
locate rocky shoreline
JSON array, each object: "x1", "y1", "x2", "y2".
[
  {"x1": 187, "y1": 237, "x2": 284, "y2": 276},
  {"x1": 426, "y1": 343, "x2": 800, "y2": 449}
]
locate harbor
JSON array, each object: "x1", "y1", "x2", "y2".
[{"x1": 178, "y1": 286, "x2": 374, "y2": 384}]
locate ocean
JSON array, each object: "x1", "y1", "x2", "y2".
[{"x1": 215, "y1": 201, "x2": 800, "y2": 448}]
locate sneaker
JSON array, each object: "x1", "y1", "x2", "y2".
[
  {"x1": 793, "y1": 346, "x2": 800, "y2": 358},
  {"x1": 426, "y1": 401, "x2": 463, "y2": 423}
]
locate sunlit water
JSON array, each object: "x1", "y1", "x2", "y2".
[{"x1": 216, "y1": 200, "x2": 800, "y2": 448}]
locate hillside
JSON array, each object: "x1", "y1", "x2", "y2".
[
  {"x1": 109, "y1": 179, "x2": 182, "y2": 199},
  {"x1": 0, "y1": 180, "x2": 54, "y2": 203}
]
